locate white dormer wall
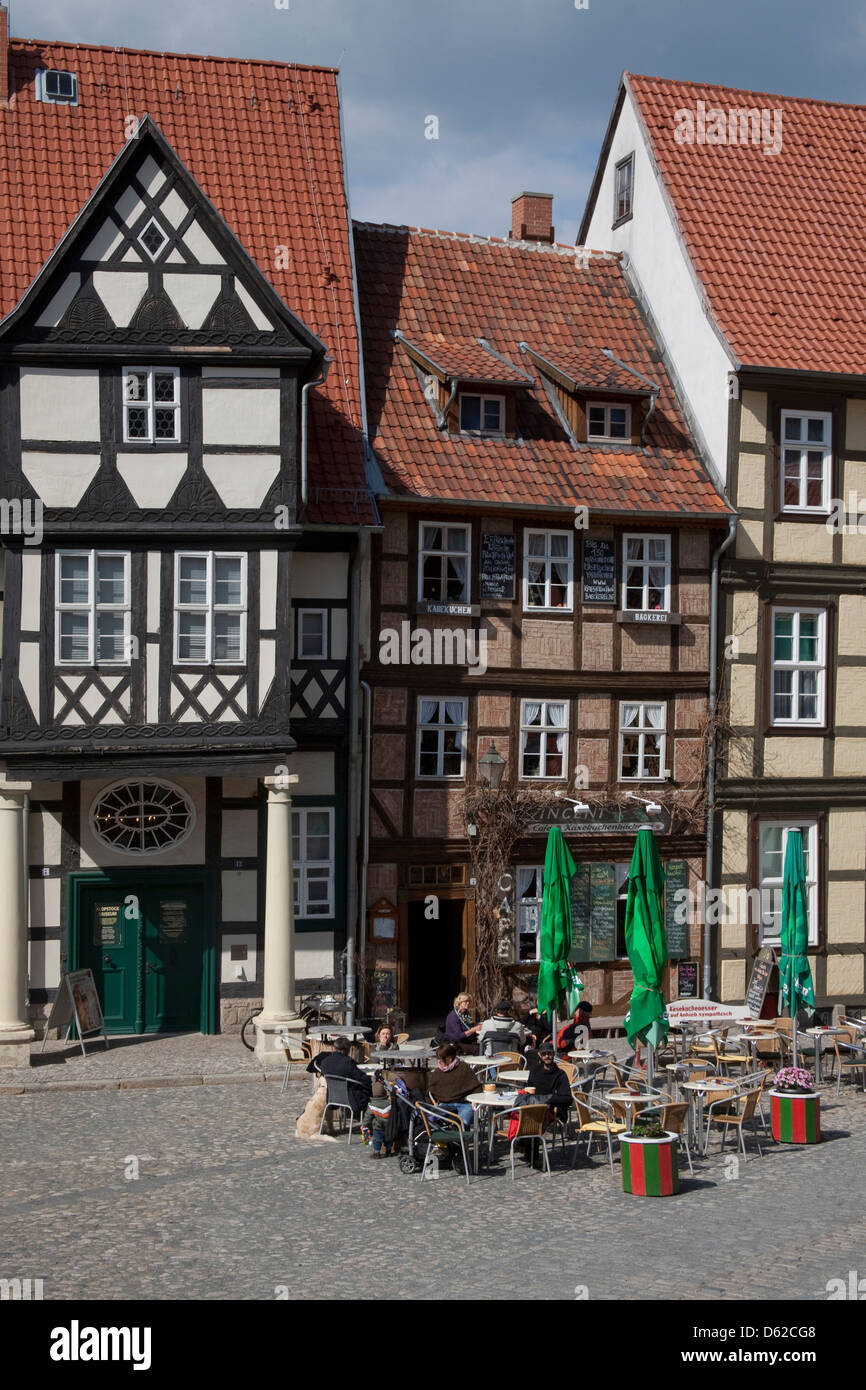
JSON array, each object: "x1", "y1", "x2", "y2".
[{"x1": 581, "y1": 88, "x2": 733, "y2": 482}]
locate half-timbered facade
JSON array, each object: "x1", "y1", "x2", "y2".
[
  {"x1": 0, "y1": 28, "x2": 373, "y2": 1064},
  {"x1": 580, "y1": 73, "x2": 866, "y2": 1015},
  {"x1": 354, "y1": 201, "x2": 729, "y2": 1023}
]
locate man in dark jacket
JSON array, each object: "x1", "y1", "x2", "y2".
[
  {"x1": 519, "y1": 1041, "x2": 572, "y2": 1166},
  {"x1": 307, "y1": 1036, "x2": 371, "y2": 1115}
]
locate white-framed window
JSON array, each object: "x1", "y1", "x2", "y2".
[
  {"x1": 90, "y1": 779, "x2": 195, "y2": 855},
  {"x1": 780, "y1": 410, "x2": 832, "y2": 512},
  {"x1": 36, "y1": 69, "x2": 78, "y2": 105},
  {"x1": 523, "y1": 529, "x2": 573, "y2": 610},
  {"x1": 758, "y1": 821, "x2": 819, "y2": 947},
  {"x1": 298, "y1": 609, "x2": 328, "y2": 660},
  {"x1": 619, "y1": 702, "x2": 666, "y2": 780},
  {"x1": 587, "y1": 402, "x2": 631, "y2": 441},
  {"x1": 418, "y1": 522, "x2": 470, "y2": 603},
  {"x1": 123, "y1": 367, "x2": 181, "y2": 443},
  {"x1": 459, "y1": 393, "x2": 505, "y2": 435},
  {"x1": 614, "y1": 153, "x2": 634, "y2": 223},
  {"x1": 622, "y1": 533, "x2": 671, "y2": 612},
  {"x1": 137, "y1": 217, "x2": 170, "y2": 263},
  {"x1": 174, "y1": 552, "x2": 247, "y2": 664},
  {"x1": 292, "y1": 808, "x2": 335, "y2": 918},
  {"x1": 520, "y1": 699, "x2": 567, "y2": 779},
  {"x1": 417, "y1": 698, "x2": 467, "y2": 779},
  {"x1": 516, "y1": 865, "x2": 544, "y2": 963},
  {"x1": 771, "y1": 607, "x2": 826, "y2": 726},
  {"x1": 55, "y1": 551, "x2": 131, "y2": 665}
]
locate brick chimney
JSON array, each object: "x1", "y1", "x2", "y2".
[
  {"x1": 511, "y1": 192, "x2": 554, "y2": 244},
  {"x1": 0, "y1": 5, "x2": 8, "y2": 108}
]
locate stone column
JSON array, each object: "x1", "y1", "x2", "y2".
[
  {"x1": 254, "y1": 774, "x2": 304, "y2": 1061},
  {"x1": 0, "y1": 787, "x2": 35, "y2": 1067}
]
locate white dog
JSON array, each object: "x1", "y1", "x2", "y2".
[{"x1": 295, "y1": 1074, "x2": 337, "y2": 1142}]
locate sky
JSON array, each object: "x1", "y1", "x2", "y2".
[{"x1": 12, "y1": 0, "x2": 866, "y2": 243}]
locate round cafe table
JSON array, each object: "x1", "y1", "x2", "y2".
[
  {"x1": 682, "y1": 1077, "x2": 738, "y2": 1153},
  {"x1": 466, "y1": 1089, "x2": 522, "y2": 1172},
  {"x1": 607, "y1": 1089, "x2": 663, "y2": 1129},
  {"x1": 805, "y1": 1026, "x2": 844, "y2": 1083},
  {"x1": 499, "y1": 1069, "x2": 530, "y2": 1084}
]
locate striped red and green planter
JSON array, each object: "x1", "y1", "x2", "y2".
[
  {"x1": 620, "y1": 1132, "x2": 680, "y2": 1196},
  {"x1": 770, "y1": 1090, "x2": 821, "y2": 1144}
]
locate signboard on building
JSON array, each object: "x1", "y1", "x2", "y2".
[
  {"x1": 677, "y1": 961, "x2": 699, "y2": 999},
  {"x1": 41, "y1": 969, "x2": 109, "y2": 1058},
  {"x1": 582, "y1": 539, "x2": 616, "y2": 603},
  {"x1": 664, "y1": 859, "x2": 689, "y2": 958},
  {"x1": 526, "y1": 804, "x2": 670, "y2": 836},
  {"x1": 480, "y1": 533, "x2": 515, "y2": 600},
  {"x1": 746, "y1": 946, "x2": 777, "y2": 1018},
  {"x1": 570, "y1": 862, "x2": 617, "y2": 963}
]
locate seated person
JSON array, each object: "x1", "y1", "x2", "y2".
[
  {"x1": 526, "y1": 1041, "x2": 573, "y2": 1124},
  {"x1": 444, "y1": 993, "x2": 482, "y2": 1054},
  {"x1": 427, "y1": 1042, "x2": 479, "y2": 1128},
  {"x1": 373, "y1": 1023, "x2": 399, "y2": 1050},
  {"x1": 556, "y1": 1000, "x2": 593, "y2": 1055},
  {"x1": 477, "y1": 1000, "x2": 526, "y2": 1054},
  {"x1": 306, "y1": 1036, "x2": 371, "y2": 1114}
]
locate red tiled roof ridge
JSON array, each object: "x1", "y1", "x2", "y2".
[
  {"x1": 627, "y1": 70, "x2": 866, "y2": 114},
  {"x1": 352, "y1": 220, "x2": 619, "y2": 262},
  {"x1": 10, "y1": 35, "x2": 338, "y2": 73}
]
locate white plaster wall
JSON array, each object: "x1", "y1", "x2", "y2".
[
  {"x1": 296, "y1": 934, "x2": 336, "y2": 979},
  {"x1": 36, "y1": 273, "x2": 81, "y2": 327},
  {"x1": 292, "y1": 552, "x2": 349, "y2": 600},
  {"x1": 91, "y1": 272, "x2": 148, "y2": 327},
  {"x1": 202, "y1": 454, "x2": 280, "y2": 508},
  {"x1": 259, "y1": 551, "x2": 278, "y2": 629},
  {"x1": 221, "y1": 810, "x2": 259, "y2": 858},
  {"x1": 582, "y1": 88, "x2": 734, "y2": 482},
  {"x1": 22, "y1": 452, "x2": 99, "y2": 507},
  {"x1": 291, "y1": 751, "x2": 335, "y2": 796},
  {"x1": 20, "y1": 552, "x2": 41, "y2": 630},
  {"x1": 117, "y1": 453, "x2": 187, "y2": 508},
  {"x1": 163, "y1": 274, "x2": 220, "y2": 330},
  {"x1": 29, "y1": 810, "x2": 62, "y2": 865},
  {"x1": 78, "y1": 776, "x2": 206, "y2": 868},
  {"x1": 20, "y1": 368, "x2": 101, "y2": 442},
  {"x1": 221, "y1": 869, "x2": 258, "y2": 920},
  {"x1": 29, "y1": 938, "x2": 61, "y2": 989},
  {"x1": 202, "y1": 389, "x2": 280, "y2": 447},
  {"x1": 183, "y1": 219, "x2": 224, "y2": 265},
  {"x1": 82, "y1": 220, "x2": 125, "y2": 262},
  {"x1": 330, "y1": 608, "x2": 348, "y2": 659},
  {"x1": 235, "y1": 282, "x2": 273, "y2": 331},
  {"x1": 258, "y1": 638, "x2": 275, "y2": 713},
  {"x1": 29, "y1": 877, "x2": 60, "y2": 929},
  {"x1": 203, "y1": 367, "x2": 280, "y2": 380}
]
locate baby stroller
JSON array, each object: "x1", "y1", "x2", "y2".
[{"x1": 381, "y1": 1078, "x2": 429, "y2": 1174}]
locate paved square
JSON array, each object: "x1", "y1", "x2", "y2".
[{"x1": 1, "y1": 1074, "x2": 864, "y2": 1301}]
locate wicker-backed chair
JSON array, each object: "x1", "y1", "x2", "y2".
[
  {"x1": 569, "y1": 1097, "x2": 626, "y2": 1174},
  {"x1": 832, "y1": 1032, "x2": 866, "y2": 1095},
  {"x1": 659, "y1": 1101, "x2": 694, "y2": 1175},
  {"x1": 705, "y1": 1088, "x2": 763, "y2": 1161},
  {"x1": 279, "y1": 1033, "x2": 313, "y2": 1092}
]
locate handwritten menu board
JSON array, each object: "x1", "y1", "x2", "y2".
[
  {"x1": 480, "y1": 533, "x2": 515, "y2": 600},
  {"x1": 747, "y1": 946, "x2": 776, "y2": 1017},
  {"x1": 677, "y1": 961, "x2": 699, "y2": 999},
  {"x1": 582, "y1": 539, "x2": 616, "y2": 603},
  {"x1": 664, "y1": 860, "x2": 689, "y2": 958},
  {"x1": 569, "y1": 862, "x2": 617, "y2": 963}
]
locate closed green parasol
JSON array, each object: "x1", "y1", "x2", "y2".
[
  {"x1": 779, "y1": 829, "x2": 815, "y2": 1068},
  {"x1": 538, "y1": 827, "x2": 583, "y2": 1027},
  {"x1": 624, "y1": 827, "x2": 669, "y2": 1088}
]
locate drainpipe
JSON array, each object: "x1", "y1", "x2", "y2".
[
  {"x1": 344, "y1": 540, "x2": 364, "y2": 1026},
  {"x1": 300, "y1": 357, "x2": 332, "y2": 506},
  {"x1": 358, "y1": 679, "x2": 372, "y2": 1017},
  {"x1": 704, "y1": 512, "x2": 739, "y2": 998}
]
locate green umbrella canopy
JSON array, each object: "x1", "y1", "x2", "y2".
[
  {"x1": 624, "y1": 828, "x2": 669, "y2": 1050},
  {"x1": 537, "y1": 827, "x2": 579, "y2": 1020},
  {"x1": 779, "y1": 829, "x2": 815, "y2": 1019}
]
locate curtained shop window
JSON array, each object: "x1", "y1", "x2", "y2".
[
  {"x1": 520, "y1": 700, "x2": 567, "y2": 778},
  {"x1": 418, "y1": 523, "x2": 470, "y2": 603},
  {"x1": 619, "y1": 701, "x2": 666, "y2": 780},
  {"x1": 523, "y1": 529, "x2": 573, "y2": 610},
  {"x1": 417, "y1": 698, "x2": 468, "y2": 778}
]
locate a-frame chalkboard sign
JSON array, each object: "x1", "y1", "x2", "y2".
[{"x1": 40, "y1": 969, "x2": 109, "y2": 1058}]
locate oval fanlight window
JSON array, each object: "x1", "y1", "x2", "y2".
[{"x1": 90, "y1": 780, "x2": 195, "y2": 855}]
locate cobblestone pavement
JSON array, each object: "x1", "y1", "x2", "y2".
[
  {"x1": 1, "y1": 1071, "x2": 864, "y2": 1301},
  {"x1": 0, "y1": 1032, "x2": 281, "y2": 1092}
]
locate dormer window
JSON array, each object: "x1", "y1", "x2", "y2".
[
  {"x1": 37, "y1": 70, "x2": 78, "y2": 105},
  {"x1": 587, "y1": 402, "x2": 631, "y2": 441},
  {"x1": 459, "y1": 393, "x2": 505, "y2": 435}
]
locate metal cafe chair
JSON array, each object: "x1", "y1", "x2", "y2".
[
  {"x1": 317, "y1": 1073, "x2": 368, "y2": 1145},
  {"x1": 704, "y1": 1088, "x2": 764, "y2": 1162},
  {"x1": 279, "y1": 1033, "x2": 313, "y2": 1093},
  {"x1": 569, "y1": 1096, "x2": 626, "y2": 1175},
  {"x1": 833, "y1": 1032, "x2": 866, "y2": 1095},
  {"x1": 414, "y1": 1102, "x2": 475, "y2": 1185},
  {"x1": 492, "y1": 1104, "x2": 553, "y2": 1179}
]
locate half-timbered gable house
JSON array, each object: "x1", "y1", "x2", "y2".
[{"x1": 0, "y1": 24, "x2": 374, "y2": 1065}]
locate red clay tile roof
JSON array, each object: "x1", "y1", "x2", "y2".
[
  {"x1": 1, "y1": 38, "x2": 372, "y2": 524},
  {"x1": 626, "y1": 73, "x2": 866, "y2": 376},
  {"x1": 354, "y1": 223, "x2": 728, "y2": 518},
  {"x1": 525, "y1": 345, "x2": 655, "y2": 394},
  {"x1": 398, "y1": 332, "x2": 533, "y2": 385}
]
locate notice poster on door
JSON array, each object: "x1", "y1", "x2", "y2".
[
  {"x1": 92, "y1": 900, "x2": 123, "y2": 947},
  {"x1": 159, "y1": 899, "x2": 188, "y2": 941},
  {"x1": 41, "y1": 969, "x2": 109, "y2": 1057}
]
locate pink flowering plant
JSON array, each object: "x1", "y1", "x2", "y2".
[{"x1": 774, "y1": 1066, "x2": 815, "y2": 1094}]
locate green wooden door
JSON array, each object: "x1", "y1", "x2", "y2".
[
  {"x1": 142, "y1": 885, "x2": 204, "y2": 1033},
  {"x1": 75, "y1": 879, "x2": 205, "y2": 1034},
  {"x1": 78, "y1": 886, "x2": 142, "y2": 1033}
]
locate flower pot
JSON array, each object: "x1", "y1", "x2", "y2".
[
  {"x1": 620, "y1": 1131, "x2": 680, "y2": 1196},
  {"x1": 770, "y1": 1090, "x2": 821, "y2": 1144}
]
